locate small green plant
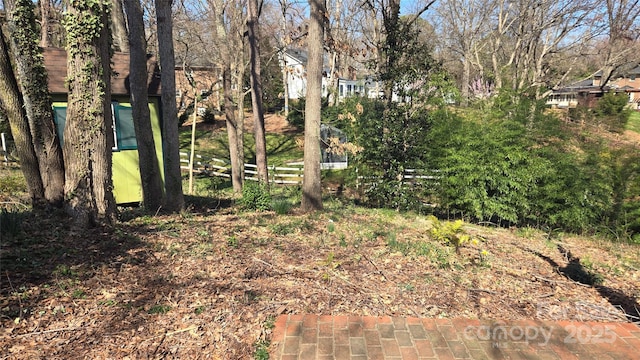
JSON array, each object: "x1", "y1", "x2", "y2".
[
  {"x1": 227, "y1": 235, "x2": 239, "y2": 248},
  {"x1": 254, "y1": 339, "x2": 270, "y2": 360},
  {"x1": 240, "y1": 181, "x2": 272, "y2": 211},
  {"x1": 98, "y1": 299, "x2": 117, "y2": 307},
  {"x1": 339, "y1": 234, "x2": 347, "y2": 247},
  {"x1": 148, "y1": 304, "x2": 172, "y2": 314},
  {"x1": 271, "y1": 199, "x2": 292, "y2": 215},
  {"x1": 516, "y1": 226, "x2": 537, "y2": 239},
  {"x1": 428, "y1": 216, "x2": 474, "y2": 254},
  {"x1": 54, "y1": 264, "x2": 78, "y2": 278},
  {"x1": 72, "y1": 289, "x2": 86, "y2": 299},
  {"x1": 194, "y1": 305, "x2": 206, "y2": 315},
  {"x1": 327, "y1": 220, "x2": 335, "y2": 233}
]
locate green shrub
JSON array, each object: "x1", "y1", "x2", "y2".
[
  {"x1": 286, "y1": 98, "x2": 305, "y2": 128},
  {"x1": 271, "y1": 199, "x2": 292, "y2": 215},
  {"x1": 595, "y1": 92, "x2": 631, "y2": 133},
  {"x1": 240, "y1": 181, "x2": 271, "y2": 211}
]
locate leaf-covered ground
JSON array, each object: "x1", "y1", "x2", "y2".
[{"x1": 2, "y1": 198, "x2": 639, "y2": 359}]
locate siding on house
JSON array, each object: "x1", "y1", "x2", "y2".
[{"x1": 43, "y1": 47, "x2": 165, "y2": 204}]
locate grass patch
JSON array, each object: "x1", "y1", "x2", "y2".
[
  {"x1": 627, "y1": 111, "x2": 640, "y2": 133},
  {"x1": 148, "y1": 304, "x2": 172, "y2": 314}
]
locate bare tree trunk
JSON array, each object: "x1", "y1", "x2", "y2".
[
  {"x1": 124, "y1": 0, "x2": 164, "y2": 212},
  {"x1": 38, "y1": 0, "x2": 51, "y2": 47},
  {"x1": 223, "y1": 66, "x2": 243, "y2": 193},
  {"x1": 247, "y1": 0, "x2": 268, "y2": 184},
  {"x1": 281, "y1": 51, "x2": 290, "y2": 117},
  {"x1": 156, "y1": 0, "x2": 185, "y2": 212},
  {"x1": 279, "y1": 1, "x2": 290, "y2": 117},
  {"x1": 63, "y1": 0, "x2": 116, "y2": 227},
  {"x1": 0, "y1": 28, "x2": 46, "y2": 207},
  {"x1": 112, "y1": 0, "x2": 130, "y2": 52},
  {"x1": 211, "y1": 0, "x2": 244, "y2": 192},
  {"x1": 234, "y1": 61, "x2": 245, "y2": 184},
  {"x1": 301, "y1": 0, "x2": 325, "y2": 212},
  {"x1": 5, "y1": 0, "x2": 65, "y2": 207}
]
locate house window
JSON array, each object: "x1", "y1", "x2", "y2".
[
  {"x1": 339, "y1": 85, "x2": 344, "y2": 96},
  {"x1": 112, "y1": 103, "x2": 137, "y2": 150},
  {"x1": 52, "y1": 106, "x2": 67, "y2": 146},
  {"x1": 52, "y1": 103, "x2": 137, "y2": 152}
]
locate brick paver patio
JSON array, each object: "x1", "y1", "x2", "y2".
[{"x1": 270, "y1": 315, "x2": 640, "y2": 359}]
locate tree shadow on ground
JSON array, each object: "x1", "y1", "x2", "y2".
[
  {"x1": 523, "y1": 244, "x2": 640, "y2": 323},
  {"x1": 0, "y1": 209, "x2": 149, "y2": 321}
]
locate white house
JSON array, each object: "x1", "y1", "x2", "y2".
[{"x1": 281, "y1": 49, "x2": 369, "y2": 101}]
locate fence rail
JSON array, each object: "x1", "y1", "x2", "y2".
[
  {"x1": 180, "y1": 152, "x2": 304, "y2": 185},
  {"x1": 1, "y1": 133, "x2": 16, "y2": 164}
]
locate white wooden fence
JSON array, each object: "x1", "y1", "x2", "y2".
[
  {"x1": 179, "y1": 152, "x2": 304, "y2": 185},
  {"x1": 179, "y1": 151, "x2": 441, "y2": 188}
]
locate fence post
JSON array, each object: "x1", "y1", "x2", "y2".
[{"x1": 1, "y1": 133, "x2": 7, "y2": 164}]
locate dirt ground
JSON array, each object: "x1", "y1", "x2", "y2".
[{"x1": 1, "y1": 204, "x2": 639, "y2": 359}]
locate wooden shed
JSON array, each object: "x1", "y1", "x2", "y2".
[{"x1": 43, "y1": 47, "x2": 164, "y2": 204}]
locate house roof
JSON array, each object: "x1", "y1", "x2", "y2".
[
  {"x1": 284, "y1": 49, "x2": 308, "y2": 64},
  {"x1": 42, "y1": 47, "x2": 161, "y2": 96}
]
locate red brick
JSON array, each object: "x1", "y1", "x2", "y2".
[
  {"x1": 367, "y1": 346, "x2": 385, "y2": 360},
  {"x1": 334, "y1": 344, "x2": 350, "y2": 359},
  {"x1": 282, "y1": 337, "x2": 300, "y2": 355},
  {"x1": 364, "y1": 329, "x2": 382, "y2": 346},
  {"x1": 381, "y1": 338, "x2": 402, "y2": 356},
  {"x1": 302, "y1": 314, "x2": 318, "y2": 328},
  {"x1": 333, "y1": 315, "x2": 349, "y2": 328},
  {"x1": 413, "y1": 339, "x2": 434, "y2": 357},
  {"x1": 438, "y1": 325, "x2": 459, "y2": 341},
  {"x1": 400, "y1": 346, "x2": 419, "y2": 360},
  {"x1": 272, "y1": 318, "x2": 287, "y2": 342},
  {"x1": 620, "y1": 322, "x2": 640, "y2": 332},
  {"x1": 334, "y1": 329, "x2": 350, "y2": 345},
  {"x1": 318, "y1": 323, "x2": 333, "y2": 337},
  {"x1": 422, "y1": 319, "x2": 438, "y2": 331},
  {"x1": 548, "y1": 344, "x2": 579, "y2": 359},
  {"x1": 279, "y1": 355, "x2": 298, "y2": 360},
  {"x1": 378, "y1": 316, "x2": 393, "y2": 324},
  {"x1": 393, "y1": 316, "x2": 408, "y2": 330},
  {"x1": 622, "y1": 336, "x2": 640, "y2": 349},
  {"x1": 396, "y1": 331, "x2": 413, "y2": 346},
  {"x1": 317, "y1": 337, "x2": 333, "y2": 355},
  {"x1": 299, "y1": 343, "x2": 316, "y2": 358},
  {"x1": 289, "y1": 314, "x2": 304, "y2": 322},
  {"x1": 362, "y1": 316, "x2": 379, "y2": 329},
  {"x1": 435, "y1": 318, "x2": 452, "y2": 326},
  {"x1": 349, "y1": 322, "x2": 364, "y2": 337},
  {"x1": 452, "y1": 318, "x2": 478, "y2": 331},
  {"x1": 467, "y1": 348, "x2": 490, "y2": 360},
  {"x1": 447, "y1": 340, "x2": 470, "y2": 358},
  {"x1": 301, "y1": 329, "x2": 317, "y2": 344},
  {"x1": 285, "y1": 321, "x2": 302, "y2": 337},
  {"x1": 318, "y1": 314, "x2": 333, "y2": 323},
  {"x1": 611, "y1": 323, "x2": 635, "y2": 338},
  {"x1": 350, "y1": 337, "x2": 367, "y2": 355},
  {"x1": 433, "y1": 346, "x2": 456, "y2": 360},
  {"x1": 407, "y1": 317, "x2": 422, "y2": 325}
]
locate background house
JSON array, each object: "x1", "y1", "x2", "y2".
[
  {"x1": 547, "y1": 64, "x2": 640, "y2": 110},
  {"x1": 281, "y1": 48, "x2": 368, "y2": 102},
  {"x1": 174, "y1": 63, "x2": 221, "y2": 116}
]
